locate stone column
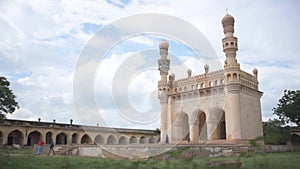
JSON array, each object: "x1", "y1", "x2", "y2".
[
  {"x1": 225, "y1": 84, "x2": 242, "y2": 140},
  {"x1": 189, "y1": 120, "x2": 199, "y2": 143},
  {"x1": 67, "y1": 132, "x2": 73, "y2": 145},
  {"x1": 174, "y1": 118, "x2": 183, "y2": 143},
  {"x1": 206, "y1": 118, "x2": 218, "y2": 140},
  {"x1": 160, "y1": 98, "x2": 168, "y2": 143}
]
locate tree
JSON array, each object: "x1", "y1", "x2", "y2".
[
  {"x1": 0, "y1": 76, "x2": 19, "y2": 121},
  {"x1": 263, "y1": 118, "x2": 290, "y2": 145},
  {"x1": 273, "y1": 90, "x2": 300, "y2": 126}
]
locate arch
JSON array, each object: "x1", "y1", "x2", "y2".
[
  {"x1": 27, "y1": 130, "x2": 42, "y2": 146},
  {"x1": 118, "y1": 136, "x2": 127, "y2": 144},
  {"x1": 0, "y1": 131, "x2": 3, "y2": 145},
  {"x1": 94, "y1": 135, "x2": 104, "y2": 145},
  {"x1": 209, "y1": 81, "x2": 214, "y2": 87},
  {"x1": 200, "y1": 83, "x2": 205, "y2": 88},
  {"x1": 56, "y1": 132, "x2": 67, "y2": 145},
  {"x1": 227, "y1": 74, "x2": 231, "y2": 81},
  {"x1": 72, "y1": 133, "x2": 78, "y2": 144},
  {"x1": 46, "y1": 132, "x2": 53, "y2": 144},
  {"x1": 139, "y1": 136, "x2": 146, "y2": 144},
  {"x1": 225, "y1": 42, "x2": 229, "y2": 47},
  {"x1": 230, "y1": 42, "x2": 234, "y2": 46},
  {"x1": 221, "y1": 79, "x2": 225, "y2": 85},
  {"x1": 209, "y1": 108, "x2": 226, "y2": 140},
  {"x1": 107, "y1": 135, "x2": 116, "y2": 145},
  {"x1": 129, "y1": 136, "x2": 137, "y2": 144},
  {"x1": 214, "y1": 80, "x2": 218, "y2": 86},
  {"x1": 149, "y1": 137, "x2": 155, "y2": 144},
  {"x1": 291, "y1": 134, "x2": 300, "y2": 145},
  {"x1": 81, "y1": 134, "x2": 93, "y2": 144},
  {"x1": 194, "y1": 111, "x2": 207, "y2": 140},
  {"x1": 233, "y1": 73, "x2": 237, "y2": 81},
  {"x1": 7, "y1": 129, "x2": 24, "y2": 145},
  {"x1": 197, "y1": 84, "x2": 200, "y2": 89},
  {"x1": 176, "y1": 112, "x2": 189, "y2": 142}
]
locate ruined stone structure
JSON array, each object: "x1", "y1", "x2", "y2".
[
  {"x1": 0, "y1": 119, "x2": 159, "y2": 146},
  {"x1": 158, "y1": 14, "x2": 264, "y2": 144}
]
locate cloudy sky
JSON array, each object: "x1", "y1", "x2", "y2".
[{"x1": 1, "y1": 0, "x2": 299, "y2": 129}]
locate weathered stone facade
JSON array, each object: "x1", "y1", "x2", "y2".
[
  {"x1": 0, "y1": 119, "x2": 159, "y2": 146},
  {"x1": 158, "y1": 14, "x2": 264, "y2": 144}
]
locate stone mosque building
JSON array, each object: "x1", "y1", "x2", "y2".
[
  {"x1": 157, "y1": 14, "x2": 263, "y2": 144},
  {"x1": 0, "y1": 14, "x2": 264, "y2": 147}
]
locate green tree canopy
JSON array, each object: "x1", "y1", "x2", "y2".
[
  {"x1": 0, "y1": 76, "x2": 19, "y2": 121},
  {"x1": 273, "y1": 90, "x2": 300, "y2": 126},
  {"x1": 263, "y1": 118, "x2": 290, "y2": 145}
]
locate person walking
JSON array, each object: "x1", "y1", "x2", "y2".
[
  {"x1": 48, "y1": 138, "x2": 55, "y2": 155},
  {"x1": 36, "y1": 139, "x2": 44, "y2": 155}
]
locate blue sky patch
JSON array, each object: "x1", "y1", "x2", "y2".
[
  {"x1": 82, "y1": 23, "x2": 102, "y2": 34},
  {"x1": 106, "y1": 0, "x2": 130, "y2": 8}
]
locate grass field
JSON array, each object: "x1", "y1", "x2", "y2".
[{"x1": 0, "y1": 147, "x2": 299, "y2": 169}]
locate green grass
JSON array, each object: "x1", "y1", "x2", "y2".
[{"x1": 0, "y1": 147, "x2": 299, "y2": 169}]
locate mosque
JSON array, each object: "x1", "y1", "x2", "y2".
[{"x1": 157, "y1": 14, "x2": 264, "y2": 144}]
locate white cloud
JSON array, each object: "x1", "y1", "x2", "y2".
[{"x1": 1, "y1": 0, "x2": 299, "y2": 129}]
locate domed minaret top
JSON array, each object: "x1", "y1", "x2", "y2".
[
  {"x1": 159, "y1": 39, "x2": 169, "y2": 50},
  {"x1": 222, "y1": 14, "x2": 235, "y2": 37},
  {"x1": 159, "y1": 39, "x2": 169, "y2": 60}
]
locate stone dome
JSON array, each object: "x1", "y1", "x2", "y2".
[
  {"x1": 222, "y1": 14, "x2": 235, "y2": 26},
  {"x1": 159, "y1": 39, "x2": 169, "y2": 49}
]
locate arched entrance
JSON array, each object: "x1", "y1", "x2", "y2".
[
  {"x1": 107, "y1": 135, "x2": 116, "y2": 145},
  {"x1": 81, "y1": 134, "x2": 92, "y2": 144},
  {"x1": 175, "y1": 112, "x2": 189, "y2": 143},
  {"x1": 46, "y1": 132, "x2": 53, "y2": 144},
  {"x1": 129, "y1": 136, "x2": 137, "y2": 144},
  {"x1": 95, "y1": 135, "x2": 104, "y2": 145},
  {"x1": 72, "y1": 133, "x2": 78, "y2": 144},
  {"x1": 118, "y1": 136, "x2": 127, "y2": 144},
  {"x1": 7, "y1": 130, "x2": 24, "y2": 145},
  {"x1": 56, "y1": 132, "x2": 67, "y2": 145},
  {"x1": 189, "y1": 110, "x2": 206, "y2": 143},
  {"x1": 27, "y1": 130, "x2": 41, "y2": 146},
  {"x1": 291, "y1": 134, "x2": 300, "y2": 145},
  {"x1": 149, "y1": 137, "x2": 155, "y2": 144},
  {"x1": 208, "y1": 108, "x2": 226, "y2": 140},
  {"x1": 139, "y1": 136, "x2": 146, "y2": 144}
]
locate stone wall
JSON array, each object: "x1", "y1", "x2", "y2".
[{"x1": 57, "y1": 144, "x2": 300, "y2": 159}]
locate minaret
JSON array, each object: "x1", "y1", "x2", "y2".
[
  {"x1": 222, "y1": 14, "x2": 239, "y2": 68},
  {"x1": 158, "y1": 39, "x2": 170, "y2": 143},
  {"x1": 222, "y1": 14, "x2": 242, "y2": 140}
]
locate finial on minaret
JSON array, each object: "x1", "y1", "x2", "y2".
[
  {"x1": 253, "y1": 68, "x2": 258, "y2": 78},
  {"x1": 204, "y1": 64, "x2": 209, "y2": 74},
  {"x1": 187, "y1": 69, "x2": 192, "y2": 78},
  {"x1": 226, "y1": 8, "x2": 228, "y2": 14}
]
